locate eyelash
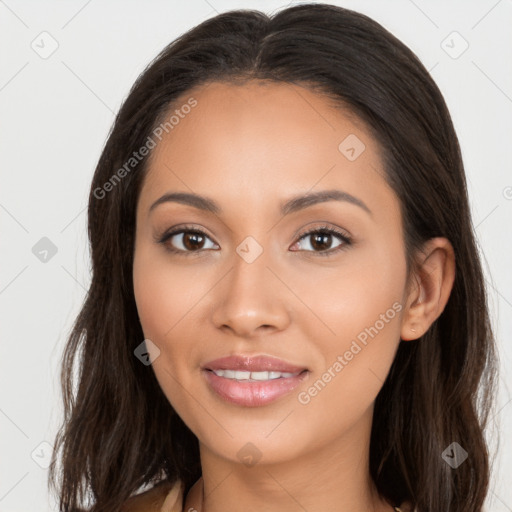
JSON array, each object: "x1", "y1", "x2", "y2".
[{"x1": 157, "y1": 224, "x2": 352, "y2": 258}]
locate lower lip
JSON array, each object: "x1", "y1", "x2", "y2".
[{"x1": 202, "y1": 370, "x2": 309, "y2": 407}]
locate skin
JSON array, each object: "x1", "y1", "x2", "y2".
[{"x1": 132, "y1": 80, "x2": 455, "y2": 512}]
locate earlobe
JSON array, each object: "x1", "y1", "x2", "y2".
[{"x1": 400, "y1": 237, "x2": 456, "y2": 341}]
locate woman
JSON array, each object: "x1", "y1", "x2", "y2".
[{"x1": 49, "y1": 4, "x2": 498, "y2": 511}]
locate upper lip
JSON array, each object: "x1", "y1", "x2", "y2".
[{"x1": 203, "y1": 355, "x2": 308, "y2": 373}]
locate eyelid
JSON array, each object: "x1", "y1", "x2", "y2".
[{"x1": 294, "y1": 223, "x2": 352, "y2": 244}]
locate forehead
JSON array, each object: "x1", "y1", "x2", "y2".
[{"x1": 139, "y1": 80, "x2": 396, "y2": 218}]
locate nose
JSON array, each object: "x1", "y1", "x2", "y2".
[{"x1": 211, "y1": 250, "x2": 291, "y2": 338}]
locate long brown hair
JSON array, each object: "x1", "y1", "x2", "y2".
[{"x1": 49, "y1": 4, "x2": 499, "y2": 511}]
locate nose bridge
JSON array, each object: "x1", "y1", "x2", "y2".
[{"x1": 211, "y1": 238, "x2": 291, "y2": 336}]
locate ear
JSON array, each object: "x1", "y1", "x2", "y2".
[{"x1": 400, "y1": 237, "x2": 456, "y2": 341}]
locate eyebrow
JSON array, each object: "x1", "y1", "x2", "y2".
[{"x1": 149, "y1": 189, "x2": 372, "y2": 216}]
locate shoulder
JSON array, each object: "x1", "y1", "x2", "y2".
[{"x1": 120, "y1": 479, "x2": 183, "y2": 512}]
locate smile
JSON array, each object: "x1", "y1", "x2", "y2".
[
  {"x1": 210, "y1": 369, "x2": 300, "y2": 380},
  {"x1": 203, "y1": 363, "x2": 309, "y2": 408}
]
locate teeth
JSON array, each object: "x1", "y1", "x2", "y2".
[
  {"x1": 248, "y1": 371, "x2": 268, "y2": 380},
  {"x1": 211, "y1": 369, "x2": 299, "y2": 380}
]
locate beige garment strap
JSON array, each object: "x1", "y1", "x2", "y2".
[{"x1": 160, "y1": 480, "x2": 185, "y2": 512}]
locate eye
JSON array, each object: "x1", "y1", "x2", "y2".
[
  {"x1": 157, "y1": 225, "x2": 218, "y2": 255},
  {"x1": 157, "y1": 224, "x2": 352, "y2": 257},
  {"x1": 290, "y1": 225, "x2": 352, "y2": 256}
]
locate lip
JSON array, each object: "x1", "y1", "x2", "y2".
[
  {"x1": 202, "y1": 355, "x2": 309, "y2": 407},
  {"x1": 203, "y1": 355, "x2": 307, "y2": 373}
]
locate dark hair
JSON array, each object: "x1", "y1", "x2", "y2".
[{"x1": 49, "y1": 3, "x2": 498, "y2": 511}]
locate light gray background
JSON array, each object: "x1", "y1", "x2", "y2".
[{"x1": 1, "y1": 1, "x2": 511, "y2": 511}]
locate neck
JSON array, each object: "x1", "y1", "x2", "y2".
[{"x1": 186, "y1": 411, "x2": 393, "y2": 512}]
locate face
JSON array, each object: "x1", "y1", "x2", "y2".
[{"x1": 133, "y1": 80, "x2": 410, "y2": 466}]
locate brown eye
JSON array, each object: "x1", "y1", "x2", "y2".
[
  {"x1": 158, "y1": 227, "x2": 218, "y2": 255},
  {"x1": 181, "y1": 231, "x2": 207, "y2": 251},
  {"x1": 310, "y1": 232, "x2": 335, "y2": 251},
  {"x1": 291, "y1": 226, "x2": 352, "y2": 256}
]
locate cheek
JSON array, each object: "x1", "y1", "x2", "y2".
[
  {"x1": 133, "y1": 247, "x2": 194, "y2": 383},
  {"x1": 133, "y1": 253, "x2": 172, "y2": 341},
  {"x1": 132, "y1": 244, "x2": 222, "y2": 405},
  {"x1": 133, "y1": 244, "x2": 204, "y2": 342},
  {"x1": 295, "y1": 243, "x2": 406, "y2": 388},
  {"x1": 132, "y1": 248, "x2": 204, "y2": 418},
  {"x1": 296, "y1": 244, "x2": 405, "y2": 337},
  {"x1": 289, "y1": 252, "x2": 405, "y2": 442}
]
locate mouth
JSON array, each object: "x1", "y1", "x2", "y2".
[
  {"x1": 208, "y1": 369, "x2": 304, "y2": 381},
  {"x1": 202, "y1": 355, "x2": 309, "y2": 407}
]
